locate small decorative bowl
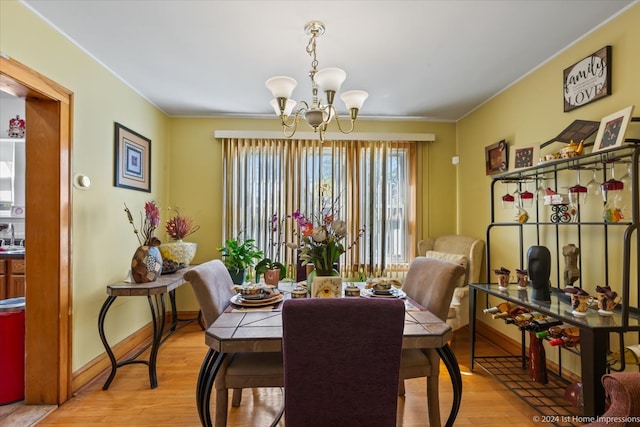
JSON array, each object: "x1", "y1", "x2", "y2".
[
  {"x1": 345, "y1": 284, "x2": 360, "y2": 297},
  {"x1": 291, "y1": 286, "x2": 308, "y2": 298}
]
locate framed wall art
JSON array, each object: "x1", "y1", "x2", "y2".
[
  {"x1": 563, "y1": 46, "x2": 611, "y2": 112},
  {"x1": 114, "y1": 122, "x2": 151, "y2": 192},
  {"x1": 510, "y1": 145, "x2": 539, "y2": 171},
  {"x1": 485, "y1": 140, "x2": 508, "y2": 175},
  {"x1": 592, "y1": 105, "x2": 635, "y2": 153}
]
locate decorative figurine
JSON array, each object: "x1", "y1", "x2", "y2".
[
  {"x1": 562, "y1": 244, "x2": 580, "y2": 287},
  {"x1": 527, "y1": 246, "x2": 551, "y2": 302},
  {"x1": 7, "y1": 115, "x2": 25, "y2": 138}
]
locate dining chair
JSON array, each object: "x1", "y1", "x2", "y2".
[
  {"x1": 282, "y1": 297, "x2": 406, "y2": 427},
  {"x1": 399, "y1": 256, "x2": 466, "y2": 427},
  {"x1": 184, "y1": 260, "x2": 284, "y2": 427}
]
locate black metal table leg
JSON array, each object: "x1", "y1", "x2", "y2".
[
  {"x1": 168, "y1": 289, "x2": 178, "y2": 332},
  {"x1": 196, "y1": 349, "x2": 226, "y2": 427},
  {"x1": 147, "y1": 294, "x2": 166, "y2": 389},
  {"x1": 98, "y1": 296, "x2": 118, "y2": 390},
  {"x1": 437, "y1": 343, "x2": 462, "y2": 427}
]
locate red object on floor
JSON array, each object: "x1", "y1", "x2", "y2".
[{"x1": 0, "y1": 299, "x2": 25, "y2": 405}]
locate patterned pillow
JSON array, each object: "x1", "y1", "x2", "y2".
[{"x1": 425, "y1": 251, "x2": 469, "y2": 287}]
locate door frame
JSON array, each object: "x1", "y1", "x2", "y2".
[{"x1": 0, "y1": 56, "x2": 73, "y2": 404}]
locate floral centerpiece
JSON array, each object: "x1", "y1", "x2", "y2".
[
  {"x1": 124, "y1": 201, "x2": 163, "y2": 283},
  {"x1": 293, "y1": 209, "x2": 348, "y2": 276},
  {"x1": 160, "y1": 207, "x2": 200, "y2": 268}
]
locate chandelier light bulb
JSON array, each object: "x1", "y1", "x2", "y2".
[
  {"x1": 270, "y1": 99, "x2": 296, "y2": 117},
  {"x1": 341, "y1": 90, "x2": 369, "y2": 111}
]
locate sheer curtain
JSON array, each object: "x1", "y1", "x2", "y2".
[{"x1": 222, "y1": 138, "x2": 416, "y2": 278}]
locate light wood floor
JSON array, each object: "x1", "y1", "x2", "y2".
[{"x1": 9, "y1": 323, "x2": 543, "y2": 426}]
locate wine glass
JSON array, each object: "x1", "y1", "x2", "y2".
[
  {"x1": 586, "y1": 168, "x2": 602, "y2": 203},
  {"x1": 620, "y1": 162, "x2": 632, "y2": 194},
  {"x1": 519, "y1": 181, "x2": 534, "y2": 208},
  {"x1": 569, "y1": 169, "x2": 587, "y2": 206},
  {"x1": 501, "y1": 182, "x2": 515, "y2": 209},
  {"x1": 535, "y1": 176, "x2": 546, "y2": 202}
]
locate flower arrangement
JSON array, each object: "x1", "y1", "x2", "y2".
[
  {"x1": 124, "y1": 201, "x2": 161, "y2": 246},
  {"x1": 291, "y1": 196, "x2": 363, "y2": 274},
  {"x1": 165, "y1": 207, "x2": 200, "y2": 241},
  {"x1": 255, "y1": 213, "x2": 288, "y2": 280}
]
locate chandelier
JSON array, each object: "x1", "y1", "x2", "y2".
[{"x1": 265, "y1": 21, "x2": 368, "y2": 141}]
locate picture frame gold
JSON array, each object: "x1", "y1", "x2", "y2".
[
  {"x1": 592, "y1": 106, "x2": 635, "y2": 153},
  {"x1": 114, "y1": 122, "x2": 151, "y2": 192},
  {"x1": 485, "y1": 140, "x2": 508, "y2": 175}
]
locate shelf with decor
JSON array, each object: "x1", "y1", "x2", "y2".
[{"x1": 469, "y1": 141, "x2": 640, "y2": 419}]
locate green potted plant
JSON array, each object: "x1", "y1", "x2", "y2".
[
  {"x1": 217, "y1": 233, "x2": 263, "y2": 285},
  {"x1": 255, "y1": 258, "x2": 286, "y2": 285}
]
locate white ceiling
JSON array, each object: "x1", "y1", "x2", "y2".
[{"x1": 18, "y1": 0, "x2": 636, "y2": 121}]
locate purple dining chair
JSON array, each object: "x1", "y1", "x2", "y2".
[{"x1": 282, "y1": 297, "x2": 405, "y2": 427}]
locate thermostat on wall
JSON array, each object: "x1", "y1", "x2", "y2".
[{"x1": 11, "y1": 206, "x2": 24, "y2": 217}]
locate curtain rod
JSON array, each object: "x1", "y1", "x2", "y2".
[{"x1": 213, "y1": 130, "x2": 435, "y2": 142}]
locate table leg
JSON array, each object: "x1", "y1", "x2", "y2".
[
  {"x1": 147, "y1": 294, "x2": 166, "y2": 389},
  {"x1": 469, "y1": 287, "x2": 477, "y2": 371},
  {"x1": 196, "y1": 349, "x2": 226, "y2": 427},
  {"x1": 98, "y1": 296, "x2": 118, "y2": 390},
  {"x1": 437, "y1": 343, "x2": 462, "y2": 427},
  {"x1": 168, "y1": 290, "x2": 178, "y2": 332}
]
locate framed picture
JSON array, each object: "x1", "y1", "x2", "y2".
[
  {"x1": 592, "y1": 106, "x2": 635, "y2": 153},
  {"x1": 114, "y1": 123, "x2": 151, "y2": 192},
  {"x1": 485, "y1": 140, "x2": 508, "y2": 175},
  {"x1": 563, "y1": 46, "x2": 611, "y2": 112},
  {"x1": 510, "y1": 145, "x2": 540, "y2": 170}
]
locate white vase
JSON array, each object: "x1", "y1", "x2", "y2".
[{"x1": 159, "y1": 240, "x2": 198, "y2": 265}]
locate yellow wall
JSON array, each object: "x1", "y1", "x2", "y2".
[
  {"x1": 457, "y1": 3, "x2": 640, "y2": 371},
  {"x1": 1, "y1": 1, "x2": 170, "y2": 371}
]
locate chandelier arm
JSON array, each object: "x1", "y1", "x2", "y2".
[{"x1": 333, "y1": 112, "x2": 357, "y2": 134}]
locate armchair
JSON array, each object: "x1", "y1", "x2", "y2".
[{"x1": 418, "y1": 235, "x2": 485, "y2": 330}]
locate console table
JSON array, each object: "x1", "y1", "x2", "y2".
[{"x1": 98, "y1": 267, "x2": 202, "y2": 390}]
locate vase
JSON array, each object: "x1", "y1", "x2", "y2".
[
  {"x1": 263, "y1": 268, "x2": 281, "y2": 286},
  {"x1": 131, "y1": 245, "x2": 163, "y2": 283},
  {"x1": 306, "y1": 268, "x2": 339, "y2": 296},
  {"x1": 227, "y1": 268, "x2": 246, "y2": 285},
  {"x1": 159, "y1": 240, "x2": 197, "y2": 266}
]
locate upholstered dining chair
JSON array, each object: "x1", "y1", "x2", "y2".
[
  {"x1": 184, "y1": 260, "x2": 284, "y2": 427},
  {"x1": 399, "y1": 257, "x2": 466, "y2": 427},
  {"x1": 282, "y1": 298, "x2": 406, "y2": 427}
]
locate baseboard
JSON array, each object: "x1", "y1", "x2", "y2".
[{"x1": 71, "y1": 311, "x2": 201, "y2": 392}]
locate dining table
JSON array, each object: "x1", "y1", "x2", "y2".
[{"x1": 195, "y1": 282, "x2": 462, "y2": 427}]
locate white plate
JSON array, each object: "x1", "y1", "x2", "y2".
[{"x1": 361, "y1": 288, "x2": 406, "y2": 299}]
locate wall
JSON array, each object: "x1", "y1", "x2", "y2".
[
  {"x1": 457, "y1": 3, "x2": 640, "y2": 372},
  {"x1": 1, "y1": 1, "x2": 170, "y2": 371}
]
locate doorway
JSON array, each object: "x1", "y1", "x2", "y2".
[{"x1": 0, "y1": 56, "x2": 72, "y2": 404}]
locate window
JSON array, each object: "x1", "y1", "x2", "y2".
[{"x1": 222, "y1": 138, "x2": 416, "y2": 278}]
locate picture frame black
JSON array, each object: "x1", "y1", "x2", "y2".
[
  {"x1": 485, "y1": 140, "x2": 508, "y2": 175},
  {"x1": 563, "y1": 46, "x2": 611, "y2": 112},
  {"x1": 114, "y1": 122, "x2": 151, "y2": 192}
]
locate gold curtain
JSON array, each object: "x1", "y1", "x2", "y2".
[{"x1": 222, "y1": 138, "x2": 416, "y2": 279}]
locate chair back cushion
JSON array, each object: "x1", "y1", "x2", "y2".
[
  {"x1": 402, "y1": 257, "x2": 466, "y2": 321},
  {"x1": 184, "y1": 260, "x2": 235, "y2": 328},
  {"x1": 282, "y1": 298, "x2": 405, "y2": 427}
]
